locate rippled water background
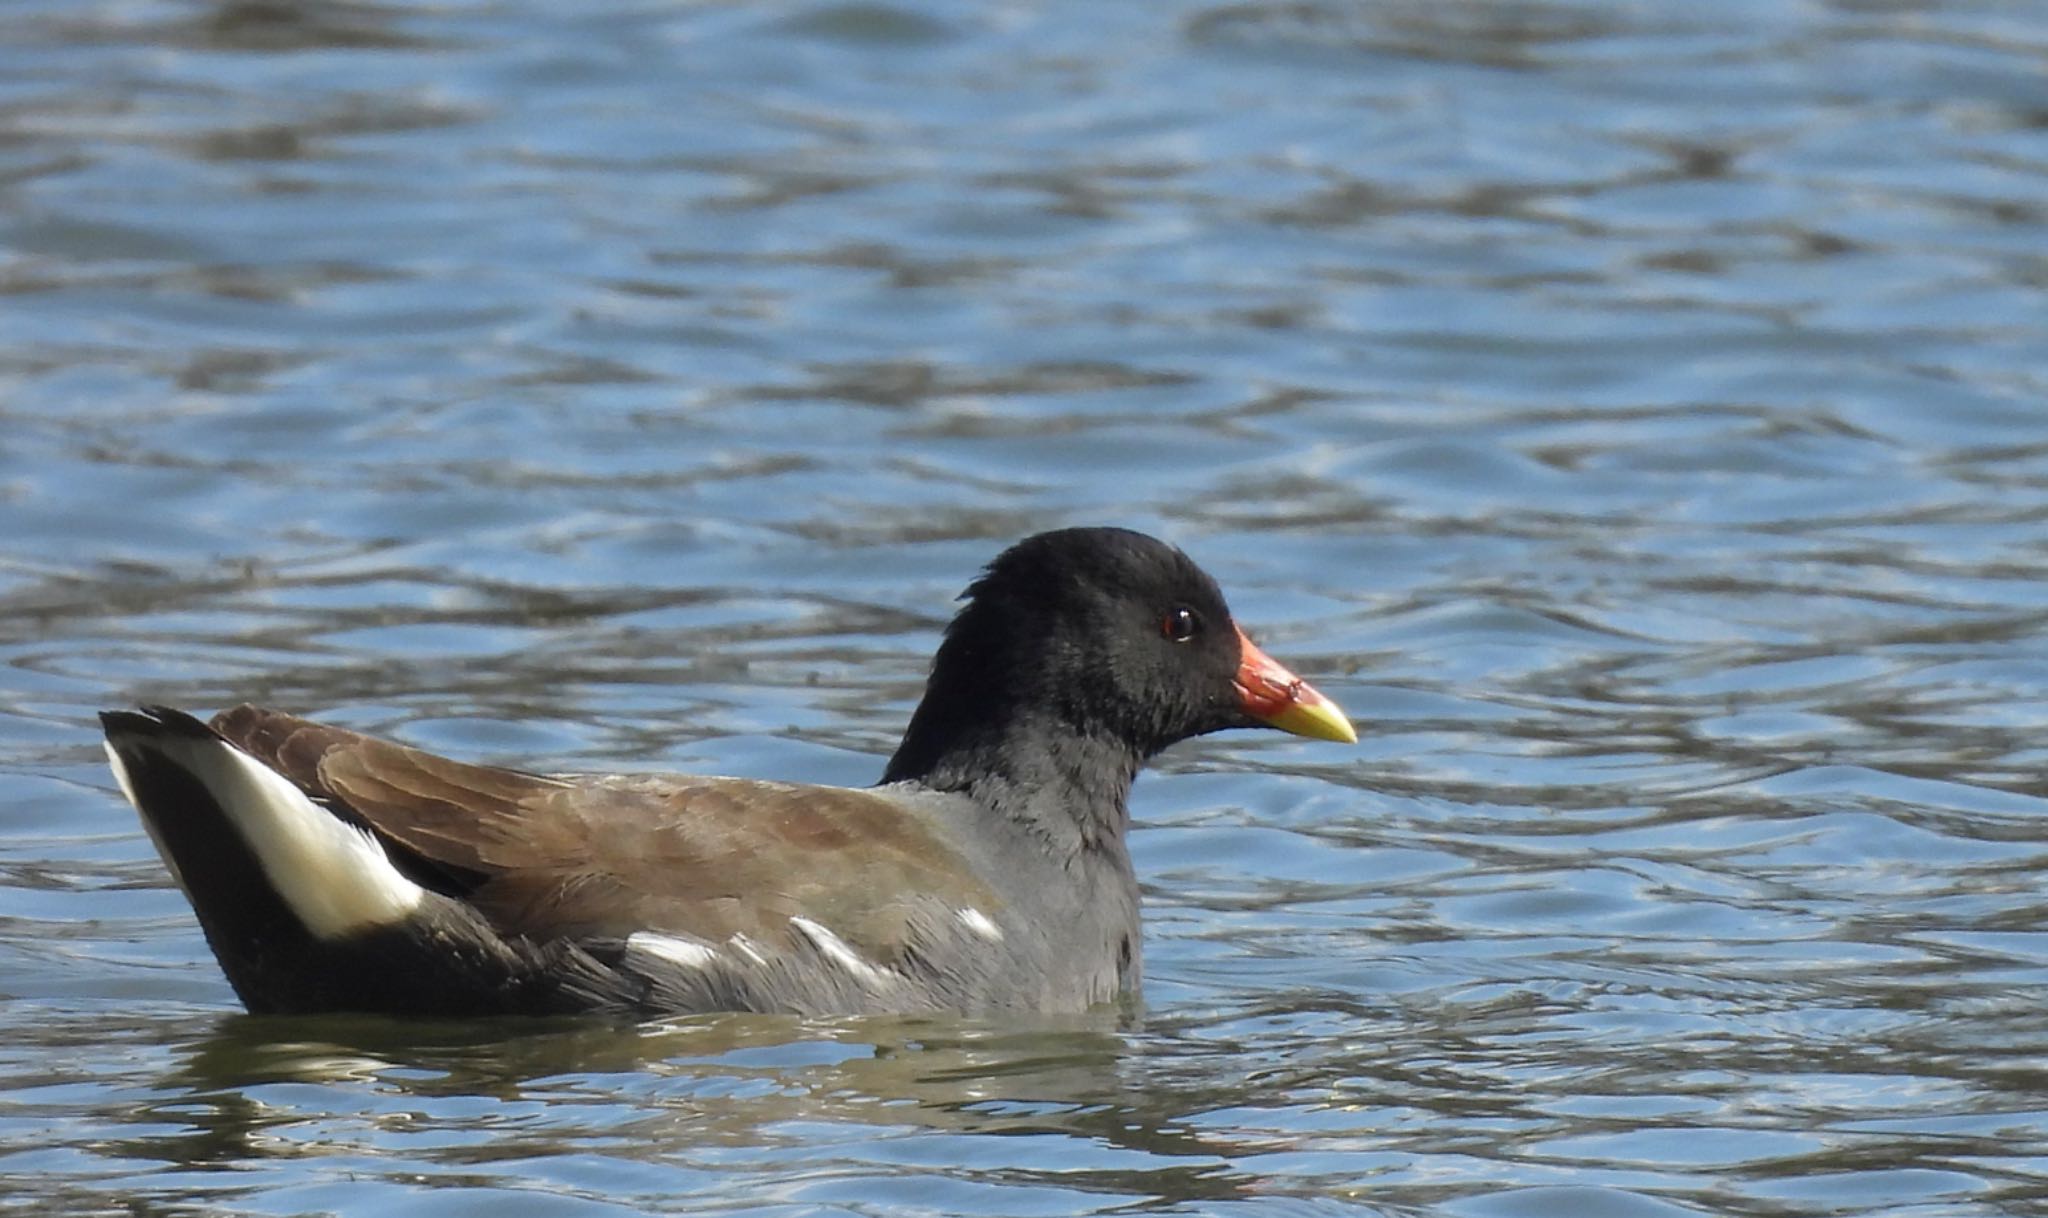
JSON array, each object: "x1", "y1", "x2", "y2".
[{"x1": 4, "y1": 0, "x2": 2048, "y2": 1214}]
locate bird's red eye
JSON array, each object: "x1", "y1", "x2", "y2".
[{"x1": 1161, "y1": 606, "x2": 1200, "y2": 643}]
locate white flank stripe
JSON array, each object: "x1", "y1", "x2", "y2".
[
  {"x1": 126, "y1": 735, "x2": 425, "y2": 939},
  {"x1": 728, "y1": 934, "x2": 768, "y2": 966},
  {"x1": 789, "y1": 916, "x2": 893, "y2": 988},
  {"x1": 627, "y1": 931, "x2": 719, "y2": 969},
  {"x1": 955, "y1": 908, "x2": 1003, "y2": 941}
]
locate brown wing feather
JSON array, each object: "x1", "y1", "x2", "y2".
[
  {"x1": 211, "y1": 704, "x2": 573, "y2": 876},
  {"x1": 206, "y1": 704, "x2": 1002, "y2": 961}
]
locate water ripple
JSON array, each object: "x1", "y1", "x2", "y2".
[{"x1": 4, "y1": 0, "x2": 2048, "y2": 1213}]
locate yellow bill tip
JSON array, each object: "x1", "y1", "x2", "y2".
[{"x1": 1258, "y1": 687, "x2": 1357, "y2": 745}]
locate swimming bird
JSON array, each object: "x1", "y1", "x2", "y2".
[{"x1": 101, "y1": 527, "x2": 1354, "y2": 1017}]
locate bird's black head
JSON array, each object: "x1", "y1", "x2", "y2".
[{"x1": 883, "y1": 528, "x2": 1352, "y2": 792}]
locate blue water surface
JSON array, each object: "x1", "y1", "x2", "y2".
[{"x1": 3, "y1": 0, "x2": 2048, "y2": 1214}]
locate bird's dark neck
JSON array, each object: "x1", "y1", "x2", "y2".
[
  {"x1": 881, "y1": 590, "x2": 1159, "y2": 855},
  {"x1": 883, "y1": 691, "x2": 1145, "y2": 858}
]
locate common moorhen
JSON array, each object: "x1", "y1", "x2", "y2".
[{"x1": 101, "y1": 527, "x2": 1354, "y2": 1017}]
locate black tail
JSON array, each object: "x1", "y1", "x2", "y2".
[
  {"x1": 101, "y1": 707, "x2": 626, "y2": 1016},
  {"x1": 102, "y1": 706, "x2": 347, "y2": 1011}
]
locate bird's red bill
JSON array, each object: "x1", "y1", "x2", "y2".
[{"x1": 1233, "y1": 628, "x2": 1357, "y2": 744}]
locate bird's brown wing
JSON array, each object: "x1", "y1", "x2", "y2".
[{"x1": 208, "y1": 704, "x2": 1001, "y2": 959}]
